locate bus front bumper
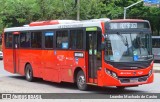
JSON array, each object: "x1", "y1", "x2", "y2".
[{"x1": 97, "y1": 67, "x2": 154, "y2": 87}]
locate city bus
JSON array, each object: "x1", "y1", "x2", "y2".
[
  {"x1": 152, "y1": 36, "x2": 160, "y2": 61},
  {"x1": 2, "y1": 18, "x2": 154, "y2": 90}
]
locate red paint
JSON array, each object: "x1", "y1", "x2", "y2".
[
  {"x1": 29, "y1": 20, "x2": 59, "y2": 26},
  {"x1": 101, "y1": 22, "x2": 105, "y2": 34},
  {"x1": 98, "y1": 63, "x2": 154, "y2": 86},
  {"x1": 89, "y1": 78, "x2": 94, "y2": 83},
  {"x1": 13, "y1": 32, "x2": 20, "y2": 35},
  {"x1": 3, "y1": 49, "x2": 14, "y2": 73},
  {"x1": 3, "y1": 19, "x2": 154, "y2": 89},
  {"x1": 2, "y1": 39, "x2": 154, "y2": 88}
]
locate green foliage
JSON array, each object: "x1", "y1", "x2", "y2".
[{"x1": 0, "y1": 0, "x2": 159, "y2": 35}]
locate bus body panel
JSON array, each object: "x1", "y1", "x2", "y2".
[
  {"x1": 18, "y1": 49, "x2": 43, "y2": 77},
  {"x1": 104, "y1": 62, "x2": 153, "y2": 77},
  {"x1": 42, "y1": 50, "x2": 59, "y2": 82},
  {"x1": 97, "y1": 62, "x2": 153, "y2": 87},
  {"x1": 60, "y1": 50, "x2": 86, "y2": 82},
  {"x1": 100, "y1": 73, "x2": 153, "y2": 87},
  {"x1": 3, "y1": 19, "x2": 154, "y2": 89},
  {"x1": 3, "y1": 49, "x2": 14, "y2": 73},
  {"x1": 17, "y1": 49, "x2": 87, "y2": 83}
]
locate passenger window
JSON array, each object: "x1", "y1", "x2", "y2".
[
  {"x1": 69, "y1": 30, "x2": 83, "y2": 49},
  {"x1": 5, "y1": 33, "x2": 13, "y2": 48},
  {"x1": 44, "y1": 31, "x2": 54, "y2": 48},
  {"x1": 31, "y1": 32, "x2": 42, "y2": 48},
  {"x1": 152, "y1": 38, "x2": 160, "y2": 48},
  {"x1": 56, "y1": 31, "x2": 68, "y2": 49},
  {"x1": 20, "y1": 32, "x2": 30, "y2": 48}
]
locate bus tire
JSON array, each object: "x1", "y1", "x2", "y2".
[
  {"x1": 77, "y1": 70, "x2": 87, "y2": 91},
  {"x1": 25, "y1": 64, "x2": 34, "y2": 82}
]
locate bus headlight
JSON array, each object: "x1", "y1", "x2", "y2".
[
  {"x1": 105, "y1": 69, "x2": 112, "y2": 76},
  {"x1": 148, "y1": 69, "x2": 153, "y2": 77},
  {"x1": 105, "y1": 68, "x2": 118, "y2": 79},
  {"x1": 112, "y1": 72, "x2": 118, "y2": 79}
]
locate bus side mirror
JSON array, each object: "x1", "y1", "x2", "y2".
[{"x1": 101, "y1": 42, "x2": 105, "y2": 50}]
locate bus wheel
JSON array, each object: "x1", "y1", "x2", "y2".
[
  {"x1": 25, "y1": 64, "x2": 34, "y2": 82},
  {"x1": 77, "y1": 71, "x2": 87, "y2": 91}
]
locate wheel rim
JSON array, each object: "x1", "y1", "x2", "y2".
[
  {"x1": 78, "y1": 75, "x2": 85, "y2": 88},
  {"x1": 27, "y1": 68, "x2": 31, "y2": 79}
]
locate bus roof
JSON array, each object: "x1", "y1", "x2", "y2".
[
  {"x1": 4, "y1": 21, "x2": 103, "y2": 32},
  {"x1": 4, "y1": 19, "x2": 111, "y2": 32},
  {"x1": 110, "y1": 19, "x2": 148, "y2": 22},
  {"x1": 29, "y1": 20, "x2": 79, "y2": 26},
  {"x1": 4, "y1": 18, "x2": 149, "y2": 32}
]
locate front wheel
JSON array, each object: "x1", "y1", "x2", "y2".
[
  {"x1": 77, "y1": 71, "x2": 87, "y2": 91},
  {"x1": 25, "y1": 64, "x2": 34, "y2": 82}
]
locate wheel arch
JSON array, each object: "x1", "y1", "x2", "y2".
[
  {"x1": 24, "y1": 62, "x2": 31, "y2": 74},
  {"x1": 73, "y1": 67, "x2": 84, "y2": 83}
]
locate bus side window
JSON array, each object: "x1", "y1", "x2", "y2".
[
  {"x1": 5, "y1": 33, "x2": 13, "y2": 48},
  {"x1": 44, "y1": 31, "x2": 54, "y2": 48},
  {"x1": 20, "y1": 32, "x2": 30, "y2": 48},
  {"x1": 31, "y1": 31, "x2": 42, "y2": 48},
  {"x1": 56, "y1": 30, "x2": 68, "y2": 49},
  {"x1": 152, "y1": 39, "x2": 159, "y2": 48},
  {"x1": 69, "y1": 30, "x2": 76, "y2": 49},
  {"x1": 69, "y1": 30, "x2": 83, "y2": 50}
]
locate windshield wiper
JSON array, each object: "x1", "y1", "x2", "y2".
[
  {"x1": 139, "y1": 32, "x2": 145, "y2": 49},
  {"x1": 117, "y1": 32, "x2": 128, "y2": 46},
  {"x1": 117, "y1": 32, "x2": 129, "y2": 55},
  {"x1": 137, "y1": 33, "x2": 145, "y2": 54}
]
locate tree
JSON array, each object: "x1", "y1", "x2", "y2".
[{"x1": 0, "y1": 0, "x2": 159, "y2": 35}]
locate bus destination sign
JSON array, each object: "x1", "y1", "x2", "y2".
[{"x1": 109, "y1": 22, "x2": 149, "y2": 30}]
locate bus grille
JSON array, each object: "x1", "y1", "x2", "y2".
[{"x1": 119, "y1": 76, "x2": 148, "y2": 83}]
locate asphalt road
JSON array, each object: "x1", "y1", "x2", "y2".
[
  {"x1": 0, "y1": 60, "x2": 160, "y2": 94},
  {"x1": 0, "y1": 60, "x2": 160, "y2": 102}
]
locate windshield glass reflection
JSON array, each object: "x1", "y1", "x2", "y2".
[{"x1": 105, "y1": 33, "x2": 153, "y2": 62}]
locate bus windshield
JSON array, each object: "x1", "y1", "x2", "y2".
[{"x1": 105, "y1": 32, "x2": 153, "y2": 62}]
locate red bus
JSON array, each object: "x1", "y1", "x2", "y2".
[{"x1": 2, "y1": 18, "x2": 154, "y2": 90}]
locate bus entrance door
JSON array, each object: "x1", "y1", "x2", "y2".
[
  {"x1": 87, "y1": 30, "x2": 102, "y2": 84},
  {"x1": 13, "y1": 33, "x2": 20, "y2": 73}
]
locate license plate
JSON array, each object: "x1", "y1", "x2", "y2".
[{"x1": 130, "y1": 78, "x2": 138, "y2": 83}]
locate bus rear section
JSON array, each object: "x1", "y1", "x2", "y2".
[{"x1": 2, "y1": 19, "x2": 154, "y2": 91}]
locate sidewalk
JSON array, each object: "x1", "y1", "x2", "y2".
[{"x1": 153, "y1": 63, "x2": 160, "y2": 73}]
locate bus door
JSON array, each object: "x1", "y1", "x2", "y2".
[
  {"x1": 13, "y1": 33, "x2": 20, "y2": 73},
  {"x1": 86, "y1": 28, "x2": 102, "y2": 83}
]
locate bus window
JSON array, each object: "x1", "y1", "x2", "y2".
[
  {"x1": 56, "y1": 30, "x2": 68, "y2": 49},
  {"x1": 31, "y1": 31, "x2": 42, "y2": 48},
  {"x1": 152, "y1": 38, "x2": 160, "y2": 48},
  {"x1": 152, "y1": 37, "x2": 160, "y2": 60},
  {"x1": 20, "y1": 32, "x2": 30, "y2": 48},
  {"x1": 44, "y1": 31, "x2": 54, "y2": 48},
  {"x1": 69, "y1": 30, "x2": 83, "y2": 50},
  {"x1": 5, "y1": 33, "x2": 13, "y2": 48}
]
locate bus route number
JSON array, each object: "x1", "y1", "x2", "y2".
[
  {"x1": 110, "y1": 23, "x2": 138, "y2": 29},
  {"x1": 120, "y1": 23, "x2": 137, "y2": 29}
]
